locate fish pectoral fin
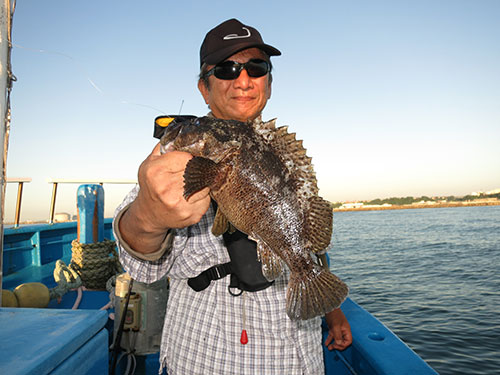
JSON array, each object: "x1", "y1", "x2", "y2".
[
  {"x1": 305, "y1": 196, "x2": 334, "y2": 254},
  {"x1": 183, "y1": 156, "x2": 218, "y2": 199},
  {"x1": 256, "y1": 241, "x2": 284, "y2": 281},
  {"x1": 212, "y1": 207, "x2": 229, "y2": 236}
]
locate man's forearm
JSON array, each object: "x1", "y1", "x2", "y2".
[{"x1": 117, "y1": 201, "x2": 170, "y2": 255}]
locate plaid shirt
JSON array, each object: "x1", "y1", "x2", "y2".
[{"x1": 115, "y1": 186, "x2": 324, "y2": 375}]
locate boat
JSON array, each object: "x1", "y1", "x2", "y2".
[
  {"x1": 0, "y1": 212, "x2": 438, "y2": 375},
  {"x1": 0, "y1": 2, "x2": 437, "y2": 374}
]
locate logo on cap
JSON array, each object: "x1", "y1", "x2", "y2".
[{"x1": 223, "y1": 27, "x2": 251, "y2": 40}]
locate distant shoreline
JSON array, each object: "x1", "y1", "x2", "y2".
[
  {"x1": 334, "y1": 200, "x2": 500, "y2": 212},
  {"x1": 5, "y1": 200, "x2": 499, "y2": 225}
]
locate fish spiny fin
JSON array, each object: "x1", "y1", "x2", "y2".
[
  {"x1": 252, "y1": 117, "x2": 277, "y2": 132},
  {"x1": 183, "y1": 156, "x2": 218, "y2": 199},
  {"x1": 255, "y1": 119, "x2": 319, "y2": 200},
  {"x1": 212, "y1": 207, "x2": 229, "y2": 236},
  {"x1": 305, "y1": 196, "x2": 334, "y2": 254},
  {"x1": 286, "y1": 266, "x2": 348, "y2": 321},
  {"x1": 256, "y1": 241, "x2": 284, "y2": 281}
]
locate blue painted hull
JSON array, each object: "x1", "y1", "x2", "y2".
[{"x1": 1, "y1": 221, "x2": 437, "y2": 374}]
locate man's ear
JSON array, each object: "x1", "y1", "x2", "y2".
[
  {"x1": 198, "y1": 80, "x2": 209, "y2": 104},
  {"x1": 267, "y1": 76, "x2": 272, "y2": 100}
]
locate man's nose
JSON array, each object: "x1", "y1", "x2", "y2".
[{"x1": 233, "y1": 68, "x2": 252, "y2": 89}]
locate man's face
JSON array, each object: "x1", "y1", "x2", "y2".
[{"x1": 198, "y1": 48, "x2": 272, "y2": 122}]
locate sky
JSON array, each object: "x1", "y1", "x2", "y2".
[{"x1": 4, "y1": 0, "x2": 500, "y2": 222}]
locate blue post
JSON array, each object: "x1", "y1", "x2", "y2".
[{"x1": 77, "y1": 184, "x2": 104, "y2": 244}]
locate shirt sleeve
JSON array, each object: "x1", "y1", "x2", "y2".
[
  {"x1": 112, "y1": 185, "x2": 175, "y2": 283},
  {"x1": 113, "y1": 203, "x2": 174, "y2": 261}
]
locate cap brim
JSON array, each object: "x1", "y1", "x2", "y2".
[{"x1": 203, "y1": 42, "x2": 281, "y2": 66}]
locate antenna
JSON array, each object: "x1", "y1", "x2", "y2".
[{"x1": 178, "y1": 99, "x2": 184, "y2": 115}]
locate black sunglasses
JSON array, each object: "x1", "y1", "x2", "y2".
[{"x1": 204, "y1": 59, "x2": 271, "y2": 80}]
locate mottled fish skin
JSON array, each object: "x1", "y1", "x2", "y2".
[{"x1": 160, "y1": 116, "x2": 348, "y2": 320}]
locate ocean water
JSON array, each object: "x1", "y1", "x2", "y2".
[{"x1": 328, "y1": 205, "x2": 500, "y2": 375}]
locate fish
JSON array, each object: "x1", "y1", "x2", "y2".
[{"x1": 160, "y1": 116, "x2": 348, "y2": 320}]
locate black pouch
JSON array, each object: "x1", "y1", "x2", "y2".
[
  {"x1": 187, "y1": 200, "x2": 274, "y2": 294},
  {"x1": 223, "y1": 229, "x2": 274, "y2": 295}
]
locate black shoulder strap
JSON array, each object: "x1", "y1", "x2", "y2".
[{"x1": 187, "y1": 262, "x2": 232, "y2": 292}]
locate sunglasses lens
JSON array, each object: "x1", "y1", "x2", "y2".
[
  {"x1": 245, "y1": 60, "x2": 270, "y2": 77},
  {"x1": 214, "y1": 61, "x2": 240, "y2": 80},
  {"x1": 213, "y1": 60, "x2": 270, "y2": 80}
]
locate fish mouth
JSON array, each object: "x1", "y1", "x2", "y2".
[
  {"x1": 160, "y1": 125, "x2": 208, "y2": 156},
  {"x1": 160, "y1": 141, "x2": 176, "y2": 154}
]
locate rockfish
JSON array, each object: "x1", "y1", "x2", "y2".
[{"x1": 160, "y1": 116, "x2": 348, "y2": 320}]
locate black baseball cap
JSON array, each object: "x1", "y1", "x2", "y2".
[{"x1": 200, "y1": 18, "x2": 281, "y2": 67}]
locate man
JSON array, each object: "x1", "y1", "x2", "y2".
[{"x1": 114, "y1": 18, "x2": 351, "y2": 374}]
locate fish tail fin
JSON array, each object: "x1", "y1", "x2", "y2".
[{"x1": 286, "y1": 266, "x2": 348, "y2": 320}]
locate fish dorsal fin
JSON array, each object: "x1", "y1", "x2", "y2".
[
  {"x1": 304, "y1": 196, "x2": 333, "y2": 254},
  {"x1": 255, "y1": 119, "x2": 332, "y2": 253},
  {"x1": 254, "y1": 119, "x2": 319, "y2": 200}
]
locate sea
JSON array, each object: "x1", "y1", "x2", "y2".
[{"x1": 327, "y1": 205, "x2": 500, "y2": 375}]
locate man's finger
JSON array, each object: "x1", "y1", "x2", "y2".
[
  {"x1": 343, "y1": 329, "x2": 353, "y2": 347},
  {"x1": 185, "y1": 187, "x2": 210, "y2": 203},
  {"x1": 150, "y1": 142, "x2": 162, "y2": 156},
  {"x1": 324, "y1": 332, "x2": 334, "y2": 348},
  {"x1": 332, "y1": 324, "x2": 347, "y2": 350},
  {"x1": 325, "y1": 325, "x2": 344, "y2": 350},
  {"x1": 157, "y1": 151, "x2": 194, "y2": 173}
]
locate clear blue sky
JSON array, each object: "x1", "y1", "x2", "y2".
[{"x1": 5, "y1": 0, "x2": 500, "y2": 222}]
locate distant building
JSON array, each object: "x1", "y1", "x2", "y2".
[
  {"x1": 363, "y1": 203, "x2": 392, "y2": 208},
  {"x1": 340, "y1": 202, "x2": 364, "y2": 209},
  {"x1": 471, "y1": 189, "x2": 500, "y2": 196},
  {"x1": 412, "y1": 200, "x2": 436, "y2": 205},
  {"x1": 54, "y1": 212, "x2": 71, "y2": 222}
]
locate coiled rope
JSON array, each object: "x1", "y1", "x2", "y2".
[{"x1": 69, "y1": 239, "x2": 122, "y2": 290}]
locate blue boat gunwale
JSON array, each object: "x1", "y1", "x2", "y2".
[
  {"x1": 2, "y1": 219, "x2": 114, "y2": 289},
  {"x1": 325, "y1": 298, "x2": 437, "y2": 374}
]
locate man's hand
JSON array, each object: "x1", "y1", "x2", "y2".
[
  {"x1": 119, "y1": 144, "x2": 211, "y2": 254},
  {"x1": 324, "y1": 308, "x2": 352, "y2": 351}
]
